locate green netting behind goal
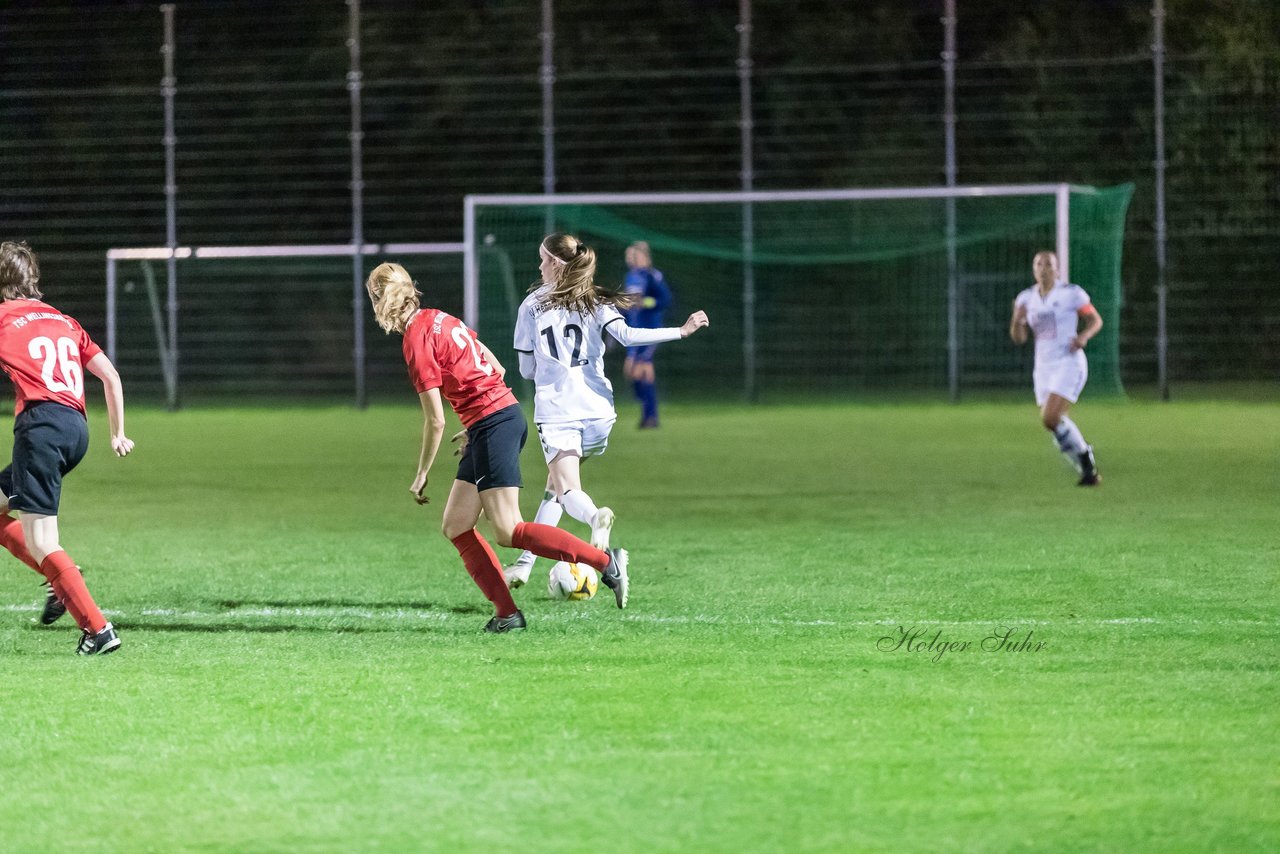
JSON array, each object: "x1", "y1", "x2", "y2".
[{"x1": 472, "y1": 185, "x2": 1132, "y2": 400}]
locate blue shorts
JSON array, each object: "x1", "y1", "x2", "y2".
[
  {"x1": 0, "y1": 402, "x2": 90, "y2": 516},
  {"x1": 626, "y1": 344, "x2": 658, "y2": 363},
  {"x1": 455, "y1": 404, "x2": 527, "y2": 491}
]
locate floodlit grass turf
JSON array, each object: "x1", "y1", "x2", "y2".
[{"x1": 0, "y1": 399, "x2": 1276, "y2": 852}]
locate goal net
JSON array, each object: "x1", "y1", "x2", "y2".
[
  {"x1": 464, "y1": 184, "x2": 1132, "y2": 400},
  {"x1": 105, "y1": 243, "x2": 464, "y2": 405}
]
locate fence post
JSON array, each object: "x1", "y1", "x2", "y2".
[
  {"x1": 541, "y1": 0, "x2": 556, "y2": 234},
  {"x1": 738, "y1": 0, "x2": 756, "y2": 401},
  {"x1": 348, "y1": 0, "x2": 367, "y2": 409},
  {"x1": 943, "y1": 0, "x2": 959, "y2": 403},
  {"x1": 1153, "y1": 0, "x2": 1170, "y2": 400},
  {"x1": 161, "y1": 4, "x2": 179, "y2": 411}
]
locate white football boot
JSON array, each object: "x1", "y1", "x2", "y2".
[
  {"x1": 503, "y1": 555, "x2": 535, "y2": 588},
  {"x1": 590, "y1": 506, "x2": 615, "y2": 551}
]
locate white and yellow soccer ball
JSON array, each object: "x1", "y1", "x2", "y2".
[{"x1": 547, "y1": 561, "x2": 598, "y2": 601}]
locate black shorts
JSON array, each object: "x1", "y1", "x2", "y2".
[
  {"x1": 455, "y1": 404, "x2": 527, "y2": 491},
  {"x1": 0, "y1": 401, "x2": 90, "y2": 516}
]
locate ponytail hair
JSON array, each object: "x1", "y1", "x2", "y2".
[
  {"x1": 366, "y1": 262, "x2": 421, "y2": 334},
  {"x1": 534, "y1": 233, "x2": 636, "y2": 314}
]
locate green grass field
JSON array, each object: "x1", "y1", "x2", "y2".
[{"x1": 0, "y1": 398, "x2": 1276, "y2": 852}]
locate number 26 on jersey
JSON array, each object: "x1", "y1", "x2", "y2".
[{"x1": 29, "y1": 336, "x2": 83, "y2": 397}]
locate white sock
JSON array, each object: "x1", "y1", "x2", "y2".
[
  {"x1": 515, "y1": 492, "x2": 563, "y2": 567},
  {"x1": 1053, "y1": 416, "x2": 1088, "y2": 455},
  {"x1": 533, "y1": 491, "x2": 564, "y2": 526},
  {"x1": 559, "y1": 489, "x2": 599, "y2": 527}
]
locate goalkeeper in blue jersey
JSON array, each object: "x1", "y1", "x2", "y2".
[{"x1": 621, "y1": 241, "x2": 673, "y2": 428}]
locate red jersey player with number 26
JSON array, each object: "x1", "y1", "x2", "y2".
[
  {"x1": 0, "y1": 241, "x2": 134, "y2": 655},
  {"x1": 365, "y1": 262, "x2": 628, "y2": 633}
]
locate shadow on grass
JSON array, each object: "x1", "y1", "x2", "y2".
[
  {"x1": 213, "y1": 598, "x2": 487, "y2": 615},
  {"x1": 111, "y1": 620, "x2": 451, "y2": 635}
]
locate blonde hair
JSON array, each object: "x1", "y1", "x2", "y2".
[
  {"x1": 366, "y1": 262, "x2": 421, "y2": 334},
  {"x1": 534, "y1": 233, "x2": 635, "y2": 314},
  {"x1": 0, "y1": 241, "x2": 42, "y2": 301},
  {"x1": 625, "y1": 241, "x2": 651, "y2": 269}
]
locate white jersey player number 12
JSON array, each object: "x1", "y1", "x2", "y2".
[{"x1": 540, "y1": 321, "x2": 587, "y2": 366}]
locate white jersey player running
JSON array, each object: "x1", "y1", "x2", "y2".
[
  {"x1": 504, "y1": 233, "x2": 709, "y2": 589},
  {"x1": 1010, "y1": 250, "x2": 1104, "y2": 485}
]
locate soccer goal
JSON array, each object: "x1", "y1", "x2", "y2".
[
  {"x1": 104, "y1": 242, "x2": 464, "y2": 407},
  {"x1": 464, "y1": 184, "x2": 1132, "y2": 401}
]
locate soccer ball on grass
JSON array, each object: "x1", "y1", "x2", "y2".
[{"x1": 547, "y1": 561, "x2": 598, "y2": 601}]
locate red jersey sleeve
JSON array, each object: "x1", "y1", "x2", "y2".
[{"x1": 74, "y1": 317, "x2": 103, "y2": 364}]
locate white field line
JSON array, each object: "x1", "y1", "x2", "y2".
[{"x1": 1, "y1": 603, "x2": 1274, "y2": 628}]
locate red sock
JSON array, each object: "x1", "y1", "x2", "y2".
[
  {"x1": 450, "y1": 530, "x2": 519, "y2": 617},
  {"x1": 511, "y1": 522, "x2": 610, "y2": 572},
  {"x1": 0, "y1": 514, "x2": 41, "y2": 574},
  {"x1": 40, "y1": 551, "x2": 106, "y2": 634}
]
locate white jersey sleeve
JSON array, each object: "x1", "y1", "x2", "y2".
[
  {"x1": 1069, "y1": 285, "x2": 1092, "y2": 312},
  {"x1": 601, "y1": 305, "x2": 683, "y2": 347},
  {"x1": 518, "y1": 351, "x2": 536, "y2": 380},
  {"x1": 513, "y1": 293, "x2": 537, "y2": 354}
]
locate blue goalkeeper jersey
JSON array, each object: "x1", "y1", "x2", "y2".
[{"x1": 622, "y1": 267, "x2": 672, "y2": 329}]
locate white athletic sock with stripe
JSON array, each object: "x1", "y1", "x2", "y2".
[
  {"x1": 559, "y1": 489, "x2": 600, "y2": 527},
  {"x1": 514, "y1": 492, "x2": 562, "y2": 567},
  {"x1": 1053, "y1": 416, "x2": 1089, "y2": 455}
]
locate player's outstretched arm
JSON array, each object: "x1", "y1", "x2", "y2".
[
  {"x1": 605, "y1": 310, "x2": 709, "y2": 347},
  {"x1": 85, "y1": 352, "x2": 134, "y2": 457},
  {"x1": 1009, "y1": 301, "x2": 1028, "y2": 345},
  {"x1": 412, "y1": 388, "x2": 447, "y2": 504},
  {"x1": 679, "y1": 310, "x2": 709, "y2": 338}
]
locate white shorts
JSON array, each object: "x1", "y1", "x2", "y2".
[
  {"x1": 1033, "y1": 357, "x2": 1088, "y2": 407},
  {"x1": 535, "y1": 417, "x2": 616, "y2": 464}
]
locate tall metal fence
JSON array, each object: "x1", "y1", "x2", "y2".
[{"x1": 1, "y1": 1, "x2": 1275, "y2": 402}]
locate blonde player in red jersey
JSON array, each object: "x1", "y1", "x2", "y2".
[
  {"x1": 365, "y1": 262, "x2": 629, "y2": 632},
  {"x1": 503, "y1": 233, "x2": 708, "y2": 589},
  {"x1": 0, "y1": 241, "x2": 133, "y2": 654},
  {"x1": 1010, "y1": 250, "x2": 1104, "y2": 486}
]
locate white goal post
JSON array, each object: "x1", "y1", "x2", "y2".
[
  {"x1": 105, "y1": 242, "x2": 464, "y2": 408},
  {"x1": 463, "y1": 184, "x2": 1086, "y2": 401}
]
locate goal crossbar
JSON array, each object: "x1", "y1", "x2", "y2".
[
  {"x1": 104, "y1": 241, "x2": 465, "y2": 407},
  {"x1": 464, "y1": 183, "x2": 1094, "y2": 208},
  {"x1": 106, "y1": 242, "x2": 464, "y2": 261}
]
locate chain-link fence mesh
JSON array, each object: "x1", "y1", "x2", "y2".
[{"x1": 1, "y1": 1, "x2": 1275, "y2": 401}]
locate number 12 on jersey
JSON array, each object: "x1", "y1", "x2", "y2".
[{"x1": 540, "y1": 323, "x2": 587, "y2": 366}]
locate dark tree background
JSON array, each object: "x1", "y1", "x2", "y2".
[{"x1": 0, "y1": 0, "x2": 1276, "y2": 396}]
